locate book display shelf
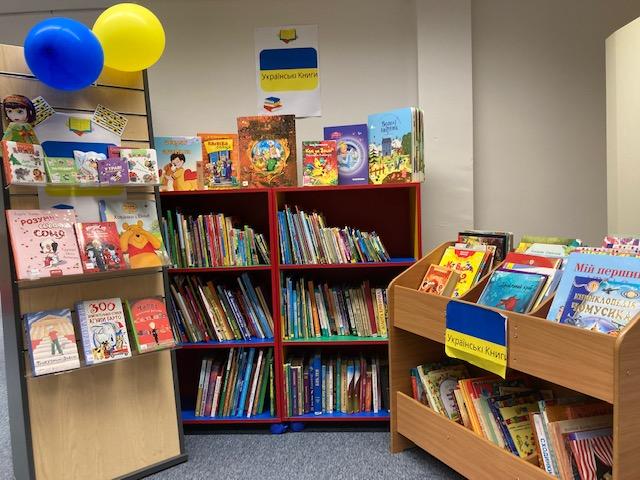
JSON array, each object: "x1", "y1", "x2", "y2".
[
  {"x1": 0, "y1": 44, "x2": 186, "y2": 479},
  {"x1": 388, "y1": 242, "x2": 640, "y2": 479},
  {"x1": 162, "y1": 182, "x2": 421, "y2": 426}
]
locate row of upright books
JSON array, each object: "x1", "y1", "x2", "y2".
[
  {"x1": 281, "y1": 276, "x2": 388, "y2": 339},
  {"x1": 25, "y1": 297, "x2": 175, "y2": 376},
  {"x1": 194, "y1": 348, "x2": 274, "y2": 418},
  {"x1": 162, "y1": 210, "x2": 270, "y2": 268},
  {"x1": 168, "y1": 274, "x2": 274, "y2": 344},
  {"x1": 284, "y1": 353, "x2": 389, "y2": 416},
  {"x1": 410, "y1": 361, "x2": 613, "y2": 479},
  {"x1": 278, "y1": 205, "x2": 390, "y2": 265}
]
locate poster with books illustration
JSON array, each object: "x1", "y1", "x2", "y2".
[{"x1": 76, "y1": 298, "x2": 131, "y2": 364}]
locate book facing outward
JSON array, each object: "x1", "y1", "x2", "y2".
[
  {"x1": 125, "y1": 297, "x2": 175, "y2": 353},
  {"x1": 155, "y1": 136, "x2": 202, "y2": 191},
  {"x1": 1, "y1": 140, "x2": 46, "y2": 185},
  {"x1": 75, "y1": 221, "x2": 126, "y2": 273},
  {"x1": 418, "y1": 265, "x2": 459, "y2": 297},
  {"x1": 302, "y1": 140, "x2": 338, "y2": 186},
  {"x1": 458, "y1": 230, "x2": 514, "y2": 264},
  {"x1": 6, "y1": 209, "x2": 83, "y2": 280},
  {"x1": 76, "y1": 297, "x2": 132, "y2": 365},
  {"x1": 197, "y1": 133, "x2": 240, "y2": 189},
  {"x1": 438, "y1": 246, "x2": 487, "y2": 298},
  {"x1": 24, "y1": 308, "x2": 81, "y2": 376},
  {"x1": 44, "y1": 157, "x2": 78, "y2": 184},
  {"x1": 119, "y1": 148, "x2": 160, "y2": 184},
  {"x1": 477, "y1": 269, "x2": 547, "y2": 314},
  {"x1": 98, "y1": 157, "x2": 129, "y2": 184},
  {"x1": 323, "y1": 124, "x2": 369, "y2": 185}
]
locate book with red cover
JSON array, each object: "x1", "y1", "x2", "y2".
[
  {"x1": 362, "y1": 281, "x2": 379, "y2": 336},
  {"x1": 125, "y1": 297, "x2": 175, "y2": 353},
  {"x1": 75, "y1": 222, "x2": 126, "y2": 273},
  {"x1": 504, "y1": 252, "x2": 562, "y2": 269}
]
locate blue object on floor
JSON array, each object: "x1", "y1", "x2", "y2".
[
  {"x1": 290, "y1": 422, "x2": 305, "y2": 432},
  {"x1": 270, "y1": 423, "x2": 288, "y2": 435}
]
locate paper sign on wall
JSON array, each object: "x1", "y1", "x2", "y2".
[
  {"x1": 445, "y1": 301, "x2": 508, "y2": 378},
  {"x1": 255, "y1": 25, "x2": 321, "y2": 118}
]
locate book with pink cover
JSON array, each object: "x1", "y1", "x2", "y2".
[{"x1": 6, "y1": 209, "x2": 83, "y2": 280}]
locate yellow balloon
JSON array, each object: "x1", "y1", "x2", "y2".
[{"x1": 93, "y1": 3, "x2": 165, "y2": 72}]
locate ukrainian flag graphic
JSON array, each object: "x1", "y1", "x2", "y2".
[{"x1": 259, "y1": 47, "x2": 319, "y2": 92}]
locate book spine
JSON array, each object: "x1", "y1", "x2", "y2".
[
  {"x1": 194, "y1": 358, "x2": 208, "y2": 417},
  {"x1": 210, "y1": 375, "x2": 223, "y2": 418},
  {"x1": 312, "y1": 354, "x2": 322, "y2": 415}
]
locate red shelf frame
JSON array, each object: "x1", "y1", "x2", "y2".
[{"x1": 166, "y1": 184, "x2": 422, "y2": 425}]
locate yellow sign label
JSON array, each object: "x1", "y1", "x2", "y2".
[
  {"x1": 445, "y1": 328, "x2": 507, "y2": 378},
  {"x1": 260, "y1": 68, "x2": 319, "y2": 92},
  {"x1": 204, "y1": 139, "x2": 234, "y2": 154}
]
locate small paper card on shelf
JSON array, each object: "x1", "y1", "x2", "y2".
[
  {"x1": 92, "y1": 104, "x2": 128, "y2": 136},
  {"x1": 444, "y1": 301, "x2": 507, "y2": 378}
]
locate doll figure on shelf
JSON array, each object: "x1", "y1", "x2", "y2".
[{"x1": 1, "y1": 95, "x2": 39, "y2": 144}]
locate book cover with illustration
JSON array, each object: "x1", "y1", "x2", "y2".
[
  {"x1": 99, "y1": 199, "x2": 168, "y2": 269},
  {"x1": 73, "y1": 150, "x2": 104, "y2": 184},
  {"x1": 197, "y1": 133, "x2": 240, "y2": 189},
  {"x1": 237, "y1": 115, "x2": 297, "y2": 187},
  {"x1": 419, "y1": 265, "x2": 459, "y2": 297},
  {"x1": 1, "y1": 140, "x2": 46, "y2": 185},
  {"x1": 44, "y1": 157, "x2": 78, "y2": 184},
  {"x1": 547, "y1": 253, "x2": 640, "y2": 321},
  {"x1": 302, "y1": 140, "x2": 338, "y2": 186},
  {"x1": 155, "y1": 136, "x2": 201, "y2": 191},
  {"x1": 323, "y1": 124, "x2": 369, "y2": 184},
  {"x1": 119, "y1": 148, "x2": 159, "y2": 185},
  {"x1": 477, "y1": 269, "x2": 547, "y2": 313},
  {"x1": 76, "y1": 298, "x2": 131, "y2": 364},
  {"x1": 98, "y1": 157, "x2": 129, "y2": 184},
  {"x1": 6, "y1": 209, "x2": 83, "y2": 280},
  {"x1": 24, "y1": 308, "x2": 81, "y2": 376},
  {"x1": 125, "y1": 297, "x2": 175, "y2": 353},
  {"x1": 558, "y1": 276, "x2": 640, "y2": 334},
  {"x1": 75, "y1": 222, "x2": 126, "y2": 273},
  {"x1": 368, "y1": 108, "x2": 414, "y2": 184},
  {"x1": 438, "y1": 246, "x2": 487, "y2": 298}
]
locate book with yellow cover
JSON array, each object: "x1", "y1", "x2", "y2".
[{"x1": 438, "y1": 246, "x2": 487, "y2": 297}]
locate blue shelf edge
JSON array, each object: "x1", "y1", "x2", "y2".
[
  {"x1": 179, "y1": 338, "x2": 275, "y2": 348},
  {"x1": 181, "y1": 409, "x2": 276, "y2": 422},
  {"x1": 286, "y1": 409, "x2": 390, "y2": 419}
]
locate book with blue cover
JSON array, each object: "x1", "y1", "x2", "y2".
[
  {"x1": 557, "y1": 276, "x2": 640, "y2": 334},
  {"x1": 547, "y1": 253, "x2": 640, "y2": 321},
  {"x1": 368, "y1": 108, "x2": 414, "y2": 184},
  {"x1": 323, "y1": 124, "x2": 369, "y2": 185},
  {"x1": 477, "y1": 269, "x2": 547, "y2": 314}
]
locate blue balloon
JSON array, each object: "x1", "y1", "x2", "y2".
[{"x1": 24, "y1": 18, "x2": 104, "y2": 91}]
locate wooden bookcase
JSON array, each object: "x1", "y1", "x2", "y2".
[
  {"x1": 388, "y1": 242, "x2": 640, "y2": 479},
  {"x1": 162, "y1": 182, "x2": 421, "y2": 425},
  {"x1": 0, "y1": 44, "x2": 186, "y2": 479}
]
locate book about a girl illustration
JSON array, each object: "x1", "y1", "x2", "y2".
[
  {"x1": 76, "y1": 298, "x2": 132, "y2": 365},
  {"x1": 154, "y1": 136, "x2": 201, "y2": 191},
  {"x1": 75, "y1": 221, "x2": 126, "y2": 273},
  {"x1": 6, "y1": 209, "x2": 83, "y2": 280}
]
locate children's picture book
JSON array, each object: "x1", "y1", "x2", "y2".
[
  {"x1": 477, "y1": 269, "x2": 547, "y2": 313},
  {"x1": 368, "y1": 108, "x2": 414, "y2": 184},
  {"x1": 24, "y1": 308, "x2": 81, "y2": 376},
  {"x1": 237, "y1": 115, "x2": 297, "y2": 187},
  {"x1": 323, "y1": 124, "x2": 369, "y2": 185},
  {"x1": 44, "y1": 157, "x2": 79, "y2": 184},
  {"x1": 6, "y1": 209, "x2": 83, "y2": 280},
  {"x1": 1, "y1": 140, "x2": 46, "y2": 185},
  {"x1": 302, "y1": 140, "x2": 338, "y2": 186},
  {"x1": 99, "y1": 199, "x2": 168, "y2": 269},
  {"x1": 73, "y1": 150, "x2": 104, "y2": 184},
  {"x1": 155, "y1": 136, "x2": 201, "y2": 191},
  {"x1": 75, "y1": 221, "x2": 126, "y2": 273},
  {"x1": 558, "y1": 276, "x2": 640, "y2": 334},
  {"x1": 547, "y1": 253, "x2": 640, "y2": 321},
  {"x1": 97, "y1": 157, "x2": 129, "y2": 184},
  {"x1": 419, "y1": 265, "x2": 459, "y2": 297},
  {"x1": 458, "y1": 230, "x2": 514, "y2": 264},
  {"x1": 197, "y1": 133, "x2": 240, "y2": 189},
  {"x1": 125, "y1": 297, "x2": 175, "y2": 353},
  {"x1": 119, "y1": 148, "x2": 159, "y2": 184},
  {"x1": 76, "y1": 297, "x2": 132, "y2": 364},
  {"x1": 438, "y1": 246, "x2": 487, "y2": 297}
]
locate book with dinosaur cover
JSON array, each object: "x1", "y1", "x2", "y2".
[
  {"x1": 236, "y1": 115, "x2": 297, "y2": 187},
  {"x1": 6, "y1": 209, "x2": 83, "y2": 280},
  {"x1": 197, "y1": 133, "x2": 240, "y2": 189},
  {"x1": 75, "y1": 221, "x2": 126, "y2": 273},
  {"x1": 44, "y1": 157, "x2": 79, "y2": 184},
  {"x1": 1, "y1": 140, "x2": 46, "y2": 185},
  {"x1": 125, "y1": 297, "x2": 175, "y2": 352},
  {"x1": 99, "y1": 199, "x2": 168, "y2": 269},
  {"x1": 155, "y1": 136, "x2": 202, "y2": 191},
  {"x1": 477, "y1": 269, "x2": 547, "y2": 313},
  {"x1": 76, "y1": 297, "x2": 132, "y2": 364},
  {"x1": 302, "y1": 140, "x2": 338, "y2": 186},
  {"x1": 323, "y1": 124, "x2": 369, "y2": 184},
  {"x1": 119, "y1": 148, "x2": 160, "y2": 184},
  {"x1": 24, "y1": 308, "x2": 81, "y2": 376}
]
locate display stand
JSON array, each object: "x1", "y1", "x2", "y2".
[
  {"x1": 0, "y1": 44, "x2": 186, "y2": 479},
  {"x1": 388, "y1": 242, "x2": 640, "y2": 479},
  {"x1": 164, "y1": 182, "x2": 422, "y2": 426}
]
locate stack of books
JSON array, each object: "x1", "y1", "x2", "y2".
[
  {"x1": 277, "y1": 205, "x2": 390, "y2": 264},
  {"x1": 194, "y1": 347, "x2": 274, "y2": 418},
  {"x1": 168, "y1": 274, "x2": 274, "y2": 343},
  {"x1": 162, "y1": 210, "x2": 270, "y2": 268},
  {"x1": 263, "y1": 97, "x2": 282, "y2": 112},
  {"x1": 281, "y1": 276, "x2": 388, "y2": 339},
  {"x1": 284, "y1": 353, "x2": 389, "y2": 416},
  {"x1": 410, "y1": 361, "x2": 613, "y2": 479}
]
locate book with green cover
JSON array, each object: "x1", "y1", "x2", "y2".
[{"x1": 44, "y1": 157, "x2": 79, "y2": 184}]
